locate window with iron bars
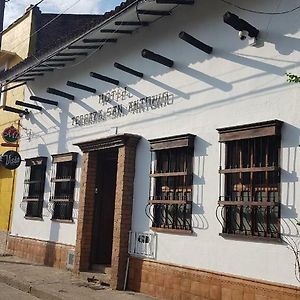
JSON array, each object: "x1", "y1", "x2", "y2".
[
  {"x1": 146, "y1": 134, "x2": 195, "y2": 234},
  {"x1": 23, "y1": 157, "x2": 47, "y2": 219},
  {"x1": 217, "y1": 120, "x2": 282, "y2": 239},
  {"x1": 50, "y1": 153, "x2": 77, "y2": 221}
]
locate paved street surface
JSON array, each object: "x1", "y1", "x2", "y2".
[
  {"x1": 0, "y1": 282, "x2": 39, "y2": 300},
  {"x1": 0, "y1": 255, "x2": 155, "y2": 300}
]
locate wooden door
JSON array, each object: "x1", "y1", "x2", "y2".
[{"x1": 91, "y1": 150, "x2": 118, "y2": 266}]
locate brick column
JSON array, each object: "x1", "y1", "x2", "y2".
[
  {"x1": 111, "y1": 141, "x2": 138, "y2": 290},
  {"x1": 74, "y1": 134, "x2": 140, "y2": 287},
  {"x1": 74, "y1": 151, "x2": 97, "y2": 272}
]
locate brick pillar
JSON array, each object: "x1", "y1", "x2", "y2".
[
  {"x1": 110, "y1": 142, "x2": 138, "y2": 290},
  {"x1": 74, "y1": 151, "x2": 97, "y2": 272}
]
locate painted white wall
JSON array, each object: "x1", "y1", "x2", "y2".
[{"x1": 10, "y1": 0, "x2": 300, "y2": 287}]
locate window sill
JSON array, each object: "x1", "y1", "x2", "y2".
[
  {"x1": 219, "y1": 233, "x2": 282, "y2": 244},
  {"x1": 150, "y1": 227, "x2": 193, "y2": 235},
  {"x1": 24, "y1": 216, "x2": 43, "y2": 221},
  {"x1": 51, "y1": 219, "x2": 74, "y2": 224}
]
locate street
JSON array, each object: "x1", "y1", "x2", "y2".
[{"x1": 0, "y1": 283, "x2": 38, "y2": 300}]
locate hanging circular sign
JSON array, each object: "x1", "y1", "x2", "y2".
[
  {"x1": 0, "y1": 151, "x2": 22, "y2": 170},
  {"x1": 2, "y1": 126, "x2": 20, "y2": 143}
]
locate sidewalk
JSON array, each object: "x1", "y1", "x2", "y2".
[{"x1": 0, "y1": 255, "x2": 155, "y2": 300}]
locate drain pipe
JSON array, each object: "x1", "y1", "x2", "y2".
[{"x1": 123, "y1": 255, "x2": 130, "y2": 291}]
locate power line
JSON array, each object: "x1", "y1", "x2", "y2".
[{"x1": 220, "y1": 0, "x2": 300, "y2": 15}]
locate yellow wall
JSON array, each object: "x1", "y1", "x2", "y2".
[
  {"x1": 1, "y1": 9, "x2": 34, "y2": 60},
  {"x1": 0, "y1": 9, "x2": 35, "y2": 231}
]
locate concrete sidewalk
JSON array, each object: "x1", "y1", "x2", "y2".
[{"x1": 0, "y1": 255, "x2": 155, "y2": 300}]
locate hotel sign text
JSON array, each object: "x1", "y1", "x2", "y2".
[{"x1": 72, "y1": 90, "x2": 174, "y2": 127}]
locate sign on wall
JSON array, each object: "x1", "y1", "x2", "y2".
[
  {"x1": 2, "y1": 126, "x2": 20, "y2": 143},
  {"x1": 71, "y1": 87, "x2": 175, "y2": 127},
  {"x1": 0, "y1": 150, "x2": 22, "y2": 170}
]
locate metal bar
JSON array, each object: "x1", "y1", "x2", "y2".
[
  {"x1": 1, "y1": 143, "x2": 19, "y2": 147},
  {"x1": 66, "y1": 81, "x2": 96, "y2": 93},
  {"x1": 48, "y1": 58, "x2": 76, "y2": 62},
  {"x1": 41, "y1": 63, "x2": 65, "y2": 67},
  {"x1": 219, "y1": 166, "x2": 278, "y2": 174},
  {"x1": 114, "y1": 62, "x2": 143, "y2": 78},
  {"x1": 100, "y1": 29, "x2": 133, "y2": 34},
  {"x1": 14, "y1": 78, "x2": 35, "y2": 82},
  {"x1": 55, "y1": 52, "x2": 88, "y2": 56},
  {"x1": 150, "y1": 171, "x2": 188, "y2": 177},
  {"x1": 218, "y1": 201, "x2": 279, "y2": 207},
  {"x1": 156, "y1": 0, "x2": 194, "y2": 4},
  {"x1": 90, "y1": 72, "x2": 119, "y2": 85},
  {"x1": 47, "y1": 88, "x2": 75, "y2": 100},
  {"x1": 115, "y1": 21, "x2": 149, "y2": 26},
  {"x1": 83, "y1": 38, "x2": 117, "y2": 43},
  {"x1": 30, "y1": 96, "x2": 58, "y2": 106},
  {"x1": 21, "y1": 73, "x2": 44, "y2": 77},
  {"x1": 142, "y1": 49, "x2": 174, "y2": 67},
  {"x1": 32, "y1": 68, "x2": 54, "y2": 72},
  {"x1": 68, "y1": 45, "x2": 101, "y2": 50},
  {"x1": 3, "y1": 106, "x2": 29, "y2": 115},
  {"x1": 137, "y1": 9, "x2": 171, "y2": 16},
  {"x1": 15, "y1": 101, "x2": 42, "y2": 111},
  {"x1": 179, "y1": 31, "x2": 213, "y2": 54}
]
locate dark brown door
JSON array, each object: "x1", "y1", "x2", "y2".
[{"x1": 91, "y1": 149, "x2": 118, "y2": 266}]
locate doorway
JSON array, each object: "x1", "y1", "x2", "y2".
[{"x1": 90, "y1": 149, "x2": 118, "y2": 266}]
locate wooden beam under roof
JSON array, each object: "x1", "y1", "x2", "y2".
[
  {"x1": 100, "y1": 29, "x2": 133, "y2": 34},
  {"x1": 83, "y1": 38, "x2": 117, "y2": 43},
  {"x1": 68, "y1": 45, "x2": 101, "y2": 50},
  {"x1": 47, "y1": 88, "x2": 75, "y2": 100},
  {"x1": 137, "y1": 9, "x2": 171, "y2": 16},
  {"x1": 55, "y1": 52, "x2": 88, "y2": 57},
  {"x1": 3, "y1": 106, "x2": 29, "y2": 115},
  {"x1": 15, "y1": 101, "x2": 43, "y2": 111},
  {"x1": 90, "y1": 72, "x2": 119, "y2": 85},
  {"x1": 115, "y1": 21, "x2": 149, "y2": 26}
]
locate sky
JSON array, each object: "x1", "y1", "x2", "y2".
[{"x1": 4, "y1": 0, "x2": 123, "y2": 28}]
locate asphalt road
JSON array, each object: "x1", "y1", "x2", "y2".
[{"x1": 0, "y1": 283, "x2": 39, "y2": 300}]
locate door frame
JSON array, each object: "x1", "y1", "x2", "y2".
[{"x1": 73, "y1": 134, "x2": 141, "y2": 290}]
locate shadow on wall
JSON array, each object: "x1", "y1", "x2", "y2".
[
  {"x1": 192, "y1": 137, "x2": 211, "y2": 231},
  {"x1": 27, "y1": 0, "x2": 300, "y2": 143},
  {"x1": 281, "y1": 123, "x2": 300, "y2": 239},
  {"x1": 37, "y1": 143, "x2": 62, "y2": 267},
  {"x1": 132, "y1": 138, "x2": 151, "y2": 233}
]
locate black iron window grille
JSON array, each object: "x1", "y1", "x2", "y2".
[
  {"x1": 50, "y1": 153, "x2": 77, "y2": 221},
  {"x1": 216, "y1": 120, "x2": 282, "y2": 239},
  {"x1": 146, "y1": 134, "x2": 195, "y2": 234},
  {"x1": 23, "y1": 157, "x2": 47, "y2": 218}
]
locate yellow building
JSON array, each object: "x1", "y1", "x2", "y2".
[
  {"x1": 0, "y1": 5, "x2": 104, "y2": 253},
  {"x1": 0, "y1": 6, "x2": 37, "y2": 252}
]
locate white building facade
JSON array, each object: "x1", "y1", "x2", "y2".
[{"x1": 1, "y1": 0, "x2": 299, "y2": 298}]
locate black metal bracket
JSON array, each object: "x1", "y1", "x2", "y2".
[
  {"x1": 47, "y1": 88, "x2": 75, "y2": 100},
  {"x1": 90, "y1": 72, "x2": 119, "y2": 85},
  {"x1": 142, "y1": 49, "x2": 174, "y2": 67},
  {"x1": 114, "y1": 62, "x2": 144, "y2": 78},
  {"x1": 179, "y1": 31, "x2": 213, "y2": 54}
]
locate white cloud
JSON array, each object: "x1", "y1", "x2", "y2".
[{"x1": 4, "y1": 0, "x2": 122, "y2": 28}]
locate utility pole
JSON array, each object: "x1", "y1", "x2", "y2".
[{"x1": 0, "y1": 0, "x2": 6, "y2": 49}]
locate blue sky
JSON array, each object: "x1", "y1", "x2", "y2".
[{"x1": 4, "y1": 0, "x2": 123, "y2": 28}]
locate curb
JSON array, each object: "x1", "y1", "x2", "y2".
[{"x1": 0, "y1": 271, "x2": 63, "y2": 300}]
